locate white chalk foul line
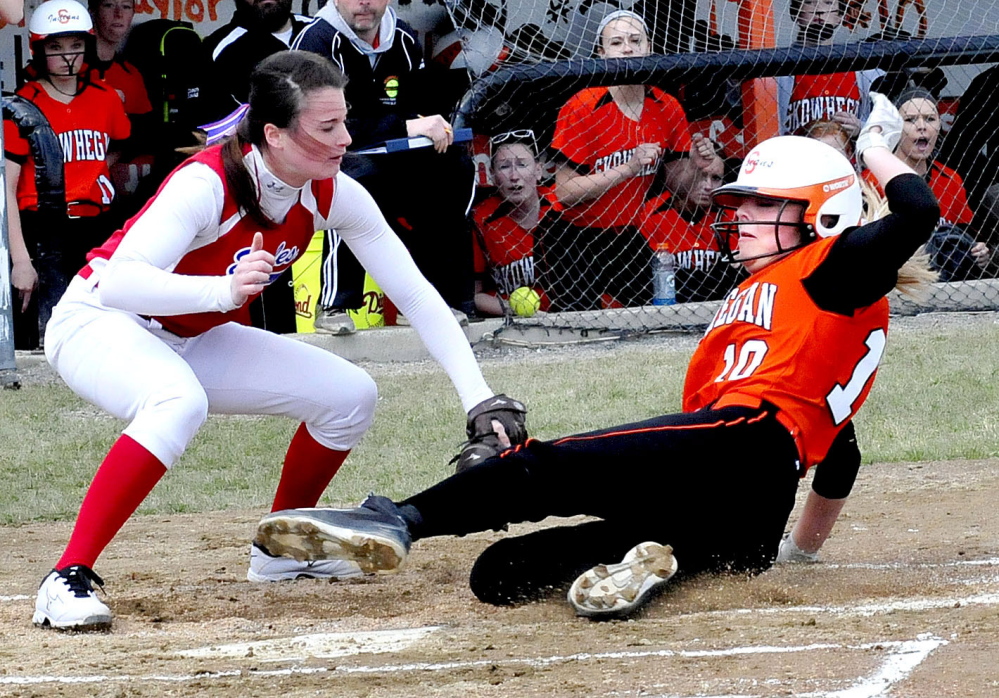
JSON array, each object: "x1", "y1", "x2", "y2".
[
  {"x1": 0, "y1": 635, "x2": 945, "y2": 688},
  {"x1": 700, "y1": 591, "x2": 999, "y2": 619},
  {"x1": 176, "y1": 626, "x2": 440, "y2": 662},
  {"x1": 801, "y1": 635, "x2": 947, "y2": 698},
  {"x1": 0, "y1": 595, "x2": 32, "y2": 602},
  {"x1": 827, "y1": 557, "x2": 999, "y2": 571}
]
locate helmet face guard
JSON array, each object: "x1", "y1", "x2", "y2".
[
  {"x1": 711, "y1": 193, "x2": 816, "y2": 265},
  {"x1": 710, "y1": 136, "x2": 862, "y2": 266}
]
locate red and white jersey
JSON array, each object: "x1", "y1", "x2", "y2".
[
  {"x1": 638, "y1": 193, "x2": 728, "y2": 271},
  {"x1": 551, "y1": 86, "x2": 692, "y2": 229},
  {"x1": 682, "y1": 237, "x2": 889, "y2": 468},
  {"x1": 82, "y1": 145, "x2": 334, "y2": 337},
  {"x1": 863, "y1": 162, "x2": 973, "y2": 228},
  {"x1": 776, "y1": 69, "x2": 883, "y2": 135},
  {"x1": 4, "y1": 79, "x2": 130, "y2": 212},
  {"x1": 472, "y1": 191, "x2": 552, "y2": 310}
]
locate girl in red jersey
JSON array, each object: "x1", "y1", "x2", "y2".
[
  {"x1": 862, "y1": 87, "x2": 991, "y2": 280},
  {"x1": 472, "y1": 130, "x2": 554, "y2": 316},
  {"x1": 87, "y1": 0, "x2": 156, "y2": 206},
  {"x1": 4, "y1": 0, "x2": 131, "y2": 347},
  {"x1": 546, "y1": 10, "x2": 715, "y2": 311},
  {"x1": 32, "y1": 51, "x2": 527, "y2": 632},
  {"x1": 256, "y1": 93, "x2": 939, "y2": 620},
  {"x1": 638, "y1": 147, "x2": 746, "y2": 302}
]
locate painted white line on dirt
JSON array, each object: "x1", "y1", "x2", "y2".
[
  {"x1": 829, "y1": 557, "x2": 999, "y2": 570},
  {"x1": 176, "y1": 626, "x2": 440, "y2": 662},
  {"x1": 801, "y1": 636, "x2": 947, "y2": 698},
  {"x1": 693, "y1": 591, "x2": 999, "y2": 620},
  {"x1": 0, "y1": 595, "x2": 31, "y2": 602},
  {"x1": 0, "y1": 637, "x2": 937, "y2": 686}
]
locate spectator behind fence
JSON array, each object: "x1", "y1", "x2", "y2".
[
  {"x1": 471, "y1": 130, "x2": 555, "y2": 317},
  {"x1": 638, "y1": 145, "x2": 745, "y2": 303},
  {"x1": 4, "y1": 0, "x2": 130, "y2": 349},
  {"x1": 294, "y1": 0, "x2": 475, "y2": 334},
  {"x1": 547, "y1": 10, "x2": 715, "y2": 312},
  {"x1": 776, "y1": 0, "x2": 883, "y2": 137},
  {"x1": 88, "y1": 0, "x2": 156, "y2": 214},
  {"x1": 863, "y1": 88, "x2": 992, "y2": 281},
  {"x1": 202, "y1": 0, "x2": 313, "y2": 334}
]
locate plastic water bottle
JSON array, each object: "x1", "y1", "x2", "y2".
[{"x1": 651, "y1": 244, "x2": 677, "y2": 306}]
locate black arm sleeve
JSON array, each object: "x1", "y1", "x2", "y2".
[
  {"x1": 811, "y1": 420, "x2": 861, "y2": 500},
  {"x1": 803, "y1": 173, "x2": 940, "y2": 314}
]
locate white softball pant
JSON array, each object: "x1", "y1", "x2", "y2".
[{"x1": 45, "y1": 277, "x2": 378, "y2": 468}]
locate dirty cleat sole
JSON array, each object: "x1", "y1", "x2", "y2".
[
  {"x1": 255, "y1": 511, "x2": 407, "y2": 575},
  {"x1": 568, "y1": 542, "x2": 677, "y2": 620}
]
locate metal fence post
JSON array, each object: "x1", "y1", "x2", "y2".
[{"x1": 0, "y1": 110, "x2": 21, "y2": 389}]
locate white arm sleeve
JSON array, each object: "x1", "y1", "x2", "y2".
[
  {"x1": 322, "y1": 174, "x2": 493, "y2": 412},
  {"x1": 97, "y1": 163, "x2": 239, "y2": 316}
]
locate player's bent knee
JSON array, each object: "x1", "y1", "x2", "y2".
[
  {"x1": 309, "y1": 373, "x2": 378, "y2": 450},
  {"x1": 129, "y1": 386, "x2": 210, "y2": 466},
  {"x1": 469, "y1": 538, "x2": 559, "y2": 606}
]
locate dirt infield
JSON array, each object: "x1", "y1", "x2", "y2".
[{"x1": 1, "y1": 455, "x2": 997, "y2": 697}]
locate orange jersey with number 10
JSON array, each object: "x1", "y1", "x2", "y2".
[{"x1": 682, "y1": 236, "x2": 889, "y2": 469}]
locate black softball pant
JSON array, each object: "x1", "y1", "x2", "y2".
[{"x1": 401, "y1": 405, "x2": 802, "y2": 605}]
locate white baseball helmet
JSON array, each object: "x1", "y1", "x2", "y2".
[
  {"x1": 29, "y1": 0, "x2": 93, "y2": 50},
  {"x1": 711, "y1": 135, "x2": 862, "y2": 263}
]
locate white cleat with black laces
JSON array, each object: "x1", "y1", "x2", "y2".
[
  {"x1": 247, "y1": 543, "x2": 363, "y2": 582},
  {"x1": 568, "y1": 542, "x2": 678, "y2": 620},
  {"x1": 33, "y1": 565, "x2": 112, "y2": 631}
]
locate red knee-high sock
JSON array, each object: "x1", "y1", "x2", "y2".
[
  {"x1": 271, "y1": 423, "x2": 350, "y2": 512},
  {"x1": 57, "y1": 434, "x2": 168, "y2": 570}
]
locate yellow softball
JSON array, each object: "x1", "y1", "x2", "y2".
[{"x1": 508, "y1": 286, "x2": 541, "y2": 317}]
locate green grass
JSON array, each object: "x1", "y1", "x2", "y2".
[{"x1": 2, "y1": 321, "x2": 998, "y2": 525}]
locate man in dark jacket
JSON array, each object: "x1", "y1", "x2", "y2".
[
  {"x1": 204, "y1": 0, "x2": 313, "y2": 120},
  {"x1": 295, "y1": 0, "x2": 475, "y2": 333}
]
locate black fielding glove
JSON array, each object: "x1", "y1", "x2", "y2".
[{"x1": 451, "y1": 394, "x2": 528, "y2": 473}]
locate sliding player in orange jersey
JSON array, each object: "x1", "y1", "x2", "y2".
[{"x1": 257, "y1": 94, "x2": 939, "y2": 620}]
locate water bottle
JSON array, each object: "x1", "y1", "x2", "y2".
[{"x1": 651, "y1": 244, "x2": 677, "y2": 306}]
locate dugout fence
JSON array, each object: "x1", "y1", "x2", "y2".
[{"x1": 448, "y1": 0, "x2": 999, "y2": 343}]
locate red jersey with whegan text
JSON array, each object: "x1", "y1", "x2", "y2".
[
  {"x1": 472, "y1": 192, "x2": 551, "y2": 309},
  {"x1": 785, "y1": 72, "x2": 861, "y2": 135},
  {"x1": 4, "y1": 79, "x2": 130, "y2": 212},
  {"x1": 81, "y1": 145, "x2": 334, "y2": 337},
  {"x1": 863, "y1": 162, "x2": 973, "y2": 227},
  {"x1": 682, "y1": 236, "x2": 890, "y2": 468},
  {"x1": 639, "y1": 193, "x2": 728, "y2": 272},
  {"x1": 551, "y1": 86, "x2": 692, "y2": 229}
]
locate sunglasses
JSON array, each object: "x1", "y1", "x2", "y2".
[{"x1": 489, "y1": 129, "x2": 539, "y2": 157}]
